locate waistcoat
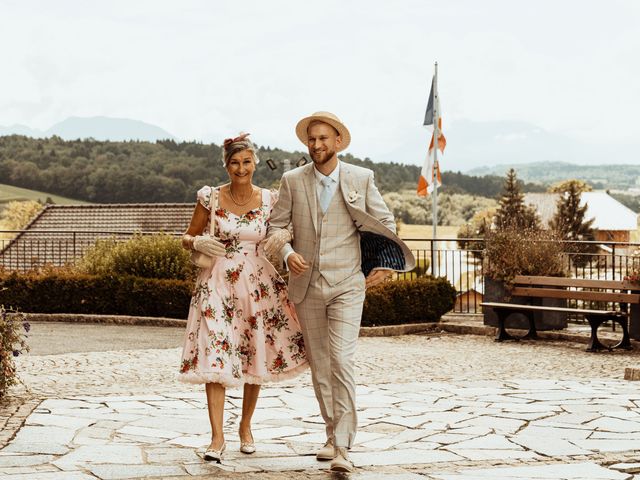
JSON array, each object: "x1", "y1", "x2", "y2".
[{"x1": 313, "y1": 188, "x2": 361, "y2": 286}]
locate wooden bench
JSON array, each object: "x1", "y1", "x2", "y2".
[{"x1": 481, "y1": 275, "x2": 639, "y2": 352}]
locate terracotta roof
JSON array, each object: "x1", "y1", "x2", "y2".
[{"x1": 0, "y1": 203, "x2": 195, "y2": 271}]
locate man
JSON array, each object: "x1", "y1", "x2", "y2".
[{"x1": 266, "y1": 111, "x2": 415, "y2": 472}]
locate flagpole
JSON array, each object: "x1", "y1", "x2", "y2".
[{"x1": 432, "y1": 62, "x2": 439, "y2": 276}]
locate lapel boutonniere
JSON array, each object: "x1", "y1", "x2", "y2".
[{"x1": 347, "y1": 190, "x2": 361, "y2": 203}]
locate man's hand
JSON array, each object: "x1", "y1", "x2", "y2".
[
  {"x1": 193, "y1": 235, "x2": 226, "y2": 257},
  {"x1": 287, "y1": 253, "x2": 309, "y2": 276},
  {"x1": 365, "y1": 269, "x2": 393, "y2": 289}
]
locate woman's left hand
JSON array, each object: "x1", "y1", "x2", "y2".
[{"x1": 264, "y1": 229, "x2": 291, "y2": 257}]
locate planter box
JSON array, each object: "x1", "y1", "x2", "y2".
[{"x1": 483, "y1": 278, "x2": 567, "y2": 331}]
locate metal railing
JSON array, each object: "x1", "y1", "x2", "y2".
[{"x1": 2, "y1": 231, "x2": 640, "y2": 315}]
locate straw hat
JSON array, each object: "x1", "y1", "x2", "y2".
[{"x1": 295, "y1": 111, "x2": 351, "y2": 152}]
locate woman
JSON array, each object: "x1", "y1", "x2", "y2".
[{"x1": 178, "y1": 133, "x2": 308, "y2": 462}]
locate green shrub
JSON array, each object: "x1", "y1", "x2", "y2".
[
  {"x1": 483, "y1": 226, "x2": 567, "y2": 287},
  {"x1": 0, "y1": 270, "x2": 192, "y2": 318},
  {"x1": 362, "y1": 276, "x2": 456, "y2": 326},
  {"x1": 77, "y1": 233, "x2": 196, "y2": 280},
  {"x1": 0, "y1": 305, "x2": 30, "y2": 398}
]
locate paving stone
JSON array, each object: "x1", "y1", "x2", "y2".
[
  {"x1": 445, "y1": 433, "x2": 522, "y2": 450},
  {"x1": 452, "y1": 416, "x2": 526, "y2": 434},
  {"x1": 11, "y1": 425, "x2": 77, "y2": 446},
  {"x1": 25, "y1": 413, "x2": 96, "y2": 430},
  {"x1": 53, "y1": 444, "x2": 144, "y2": 470},
  {"x1": 1, "y1": 442, "x2": 70, "y2": 455},
  {"x1": 431, "y1": 461, "x2": 632, "y2": 479},
  {"x1": 351, "y1": 448, "x2": 462, "y2": 466},
  {"x1": 443, "y1": 448, "x2": 539, "y2": 461},
  {"x1": 105, "y1": 400, "x2": 157, "y2": 411},
  {"x1": 89, "y1": 464, "x2": 187, "y2": 479},
  {"x1": 571, "y1": 438, "x2": 640, "y2": 452},
  {"x1": 350, "y1": 472, "x2": 426, "y2": 480},
  {"x1": 231, "y1": 454, "x2": 324, "y2": 471},
  {"x1": 118, "y1": 425, "x2": 182, "y2": 439},
  {"x1": 0, "y1": 466, "x2": 60, "y2": 475},
  {"x1": 129, "y1": 415, "x2": 210, "y2": 435},
  {"x1": 252, "y1": 426, "x2": 308, "y2": 440},
  {"x1": 0, "y1": 472, "x2": 97, "y2": 480},
  {"x1": 587, "y1": 417, "x2": 640, "y2": 433},
  {"x1": 510, "y1": 434, "x2": 590, "y2": 456},
  {"x1": 167, "y1": 434, "x2": 210, "y2": 448},
  {"x1": 0, "y1": 454, "x2": 55, "y2": 467},
  {"x1": 515, "y1": 424, "x2": 592, "y2": 440},
  {"x1": 611, "y1": 463, "x2": 640, "y2": 474}
]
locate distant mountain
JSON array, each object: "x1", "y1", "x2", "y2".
[
  {"x1": 468, "y1": 161, "x2": 640, "y2": 190},
  {"x1": 376, "y1": 119, "x2": 637, "y2": 172},
  {"x1": 0, "y1": 124, "x2": 43, "y2": 137},
  {"x1": 0, "y1": 116, "x2": 176, "y2": 142}
]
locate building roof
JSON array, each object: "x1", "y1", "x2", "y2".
[
  {"x1": 0, "y1": 203, "x2": 195, "y2": 271},
  {"x1": 523, "y1": 192, "x2": 638, "y2": 231}
]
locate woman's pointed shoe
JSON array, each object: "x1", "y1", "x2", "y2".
[
  {"x1": 204, "y1": 442, "x2": 226, "y2": 463},
  {"x1": 239, "y1": 430, "x2": 256, "y2": 454}
]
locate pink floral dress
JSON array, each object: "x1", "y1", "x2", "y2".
[{"x1": 178, "y1": 186, "x2": 308, "y2": 387}]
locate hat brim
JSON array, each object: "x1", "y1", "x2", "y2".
[{"x1": 295, "y1": 115, "x2": 351, "y2": 152}]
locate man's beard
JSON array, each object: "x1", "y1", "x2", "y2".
[{"x1": 310, "y1": 148, "x2": 336, "y2": 165}]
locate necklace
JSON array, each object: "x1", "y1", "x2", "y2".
[{"x1": 229, "y1": 185, "x2": 254, "y2": 206}]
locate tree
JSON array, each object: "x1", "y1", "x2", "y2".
[
  {"x1": 457, "y1": 207, "x2": 496, "y2": 259},
  {"x1": 0, "y1": 201, "x2": 43, "y2": 230},
  {"x1": 493, "y1": 169, "x2": 540, "y2": 230},
  {"x1": 548, "y1": 179, "x2": 592, "y2": 194},
  {"x1": 549, "y1": 182, "x2": 597, "y2": 268}
]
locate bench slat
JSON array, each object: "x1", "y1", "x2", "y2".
[
  {"x1": 511, "y1": 287, "x2": 640, "y2": 303},
  {"x1": 480, "y1": 302, "x2": 626, "y2": 316},
  {"x1": 514, "y1": 275, "x2": 635, "y2": 290}
]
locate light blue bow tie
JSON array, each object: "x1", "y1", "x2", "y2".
[{"x1": 319, "y1": 177, "x2": 333, "y2": 213}]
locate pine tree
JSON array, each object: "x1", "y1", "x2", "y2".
[
  {"x1": 549, "y1": 182, "x2": 597, "y2": 267},
  {"x1": 494, "y1": 169, "x2": 540, "y2": 230}
]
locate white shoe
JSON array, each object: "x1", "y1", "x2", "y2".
[
  {"x1": 316, "y1": 439, "x2": 335, "y2": 461},
  {"x1": 330, "y1": 447, "x2": 354, "y2": 473},
  {"x1": 204, "y1": 442, "x2": 226, "y2": 463},
  {"x1": 240, "y1": 429, "x2": 256, "y2": 454}
]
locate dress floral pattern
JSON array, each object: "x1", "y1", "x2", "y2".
[{"x1": 178, "y1": 186, "x2": 308, "y2": 387}]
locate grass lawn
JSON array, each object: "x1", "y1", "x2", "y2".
[
  {"x1": 399, "y1": 224, "x2": 459, "y2": 239},
  {"x1": 0, "y1": 183, "x2": 87, "y2": 209}
]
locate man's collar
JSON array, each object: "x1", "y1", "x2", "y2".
[{"x1": 314, "y1": 161, "x2": 340, "y2": 183}]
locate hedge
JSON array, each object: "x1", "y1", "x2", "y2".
[
  {"x1": 362, "y1": 276, "x2": 456, "y2": 326},
  {"x1": 0, "y1": 271, "x2": 456, "y2": 326},
  {"x1": 0, "y1": 270, "x2": 192, "y2": 319}
]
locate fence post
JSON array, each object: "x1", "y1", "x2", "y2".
[{"x1": 430, "y1": 239, "x2": 435, "y2": 277}]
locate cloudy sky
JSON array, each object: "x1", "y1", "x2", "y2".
[{"x1": 1, "y1": 0, "x2": 639, "y2": 171}]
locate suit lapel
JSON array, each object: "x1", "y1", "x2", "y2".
[
  {"x1": 302, "y1": 164, "x2": 318, "y2": 233},
  {"x1": 339, "y1": 161, "x2": 354, "y2": 208},
  {"x1": 340, "y1": 163, "x2": 366, "y2": 219}
]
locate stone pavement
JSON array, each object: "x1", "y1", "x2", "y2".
[{"x1": 2, "y1": 322, "x2": 640, "y2": 479}]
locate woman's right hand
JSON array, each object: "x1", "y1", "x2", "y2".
[
  {"x1": 264, "y1": 229, "x2": 292, "y2": 257},
  {"x1": 193, "y1": 235, "x2": 226, "y2": 257}
]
